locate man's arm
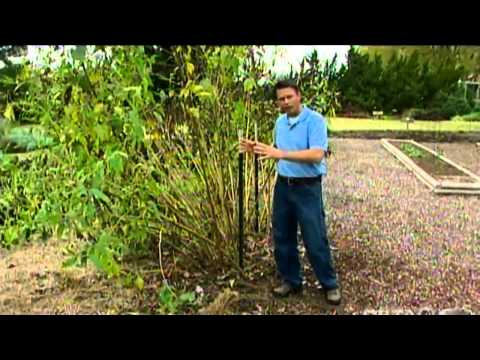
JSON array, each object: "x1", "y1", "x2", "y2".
[
  {"x1": 281, "y1": 148, "x2": 325, "y2": 162},
  {"x1": 253, "y1": 143, "x2": 325, "y2": 163},
  {"x1": 254, "y1": 115, "x2": 328, "y2": 163}
]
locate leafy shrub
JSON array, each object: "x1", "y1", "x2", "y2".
[
  {"x1": 337, "y1": 47, "x2": 467, "y2": 115},
  {"x1": 0, "y1": 63, "x2": 24, "y2": 99},
  {"x1": 472, "y1": 102, "x2": 480, "y2": 113},
  {"x1": 399, "y1": 143, "x2": 426, "y2": 158},
  {"x1": 440, "y1": 93, "x2": 472, "y2": 118},
  {"x1": 0, "y1": 45, "x2": 340, "y2": 279},
  {"x1": 0, "y1": 46, "x2": 286, "y2": 277},
  {"x1": 404, "y1": 108, "x2": 447, "y2": 121},
  {"x1": 156, "y1": 283, "x2": 197, "y2": 314}
]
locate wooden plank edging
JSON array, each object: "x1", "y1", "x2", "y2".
[
  {"x1": 409, "y1": 140, "x2": 480, "y2": 183},
  {"x1": 381, "y1": 138, "x2": 480, "y2": 195},
  {"x1": 381, "y1": 139, "x2": 438, "y2": 190}
]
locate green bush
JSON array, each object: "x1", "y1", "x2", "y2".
[
  {"x1": 0, "y1": 46, "x2": 284, "y2": 277},
  {"x1": 0, "y1": 62, "x2": 27, "y2": 103},
  {"x1": 337, "y1": 47, "x2": 467, "y2": 114},
  {"x1": 440, "y1": 93, "x2": 472, "y2": 118},
  {"x1": 404, "y1": 108, "x2": 447, "y2": 121},
  {"x1": 472, "y1": 102, "x2": 480, "y2": 113}
]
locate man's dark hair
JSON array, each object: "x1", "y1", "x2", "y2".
[{"x1": 274, "y1": 79, "x2": 300, "y2": 95}]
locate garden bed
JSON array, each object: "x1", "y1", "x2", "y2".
[{"x1": 381, "y1": 139, "x2": 480, "y2": 195}]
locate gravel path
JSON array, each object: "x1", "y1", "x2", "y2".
[{"x1": 323, "y1": 139, "x2": 479, "y2": 313}]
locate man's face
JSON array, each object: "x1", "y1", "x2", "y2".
[{"x1": 276, "y1": 87, "x2": 302, "y2": 116}]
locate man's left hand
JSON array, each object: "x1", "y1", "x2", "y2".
[{"x1": 253, "y1": 142, "x2": 285, "y2": 160}]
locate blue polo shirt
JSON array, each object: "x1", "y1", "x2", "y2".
[{"x1": 274, "y1": 106, "x2": 328, "y2": 177}]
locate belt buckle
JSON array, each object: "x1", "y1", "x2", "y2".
[{"x1": 287, "y1": 177, "x2": 293, "y2": 186}]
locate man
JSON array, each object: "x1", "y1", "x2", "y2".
[{"x1": 240, "y1": 79, "x2": 341, "y2": 305}]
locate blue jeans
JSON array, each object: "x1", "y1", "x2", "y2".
[{"x1": 272, "y1": 177, "x2": 338, "y2": 290}]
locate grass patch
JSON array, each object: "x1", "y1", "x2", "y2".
[
  {"x1": 452, "y1": 112, "x2": 480, "y2": 123},
  {"x1": 329, "y1": 117, "x2": 480, "y2": 132}
]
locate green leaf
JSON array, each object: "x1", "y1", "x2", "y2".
[
  {"x1": 90, "y1": 188, "x2": 111, "y2": 204},
  {"x1": 128, "y1": 110, "x2": 145, "y2": 142},
  {"x1": 93, "y1": 124, "x2": 110, "y2": 142},
  {"x1": 92, "y1": 161, "x2": 105, "y2": 189},
  {"x1": 0, "y1": 198, "x2": 10, "y2": 208},
  {"x1": 123, "y1": 86, "x2": 141, "y2": 97},
  {"x1": 62, "y1": 256, "x2": 80, "y2": 268},
  {"x1": 71, "y1": 46, "x2": 87, "y2": 62},
  {"x1": 158, "y1": 285, "x2": 175, "y2": 311},
  {"x1": 107, "y1": 151, "x2": 127, "y2": 177},
  {"x1": 192, "y1": 85, "x2": 204, "y2": 93},
  {"x1": 135, "y1": 276, "x2": 145, "y2": 291},
  {"x1": 243, "y1": 78, "x2": 256, "y2": 92},
  {"x1": 186, "y1": 62, "x2": 195, "y2": 76},
  {"x1": 108, "y1": 156, "x2": 124, "y2": 176},
  {"x1": 94, "y1": 103, "x2": 104, "y2": 114},
  {"x1": 4, "y1": 103, "x2": 15, "y2": 121},
  {"x1": 88, "y1": 242, "x2": 120, "y2": 277},
  {"x1": 178, "y1": 292, "x2": 196, "y2": 304},
  {"x1": 188, "y1": 107, "x2": 200, "y2": 119}
]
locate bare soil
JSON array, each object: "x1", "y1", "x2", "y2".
[{"x1": 389, "y1": 140, "x2": 474, "y2": 181}]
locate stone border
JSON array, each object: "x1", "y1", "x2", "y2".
[{"x1": 381, "y1": 139, "x2": 480, "y2": 195}]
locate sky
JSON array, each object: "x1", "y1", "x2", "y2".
[
  {"x1": 1, "y1": 45, "x2": 352, "y2": 73},
  {"x1": 264, "y1": 45, "x2": 350, "y2": 75}
]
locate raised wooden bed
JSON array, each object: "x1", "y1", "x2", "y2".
[{"x1": 381, "y1": 139, "x2": 480, "y2": 195}]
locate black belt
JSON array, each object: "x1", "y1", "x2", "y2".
[{"x1": 278, "y1": 175, "x2": 322, "y2": 186}]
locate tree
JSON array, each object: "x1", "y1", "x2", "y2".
[
  {"x1": 362, "y1": 46, "x2": 480, "y2": 75},
  {"x1": 337, "y1": 47, "x2": 384, "y2": 113},
  {"x1": 0, "y1": 46, "x2": 28, "y2": 106},
  {"x1": 338, "y1": 46, "x2": 469, "y2": 115},
  {"x1": 0, "y1": 46, "x2": 27, "y2": 65}
]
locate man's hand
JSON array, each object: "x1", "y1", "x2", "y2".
[
  {"x1": 239, "y1": 138, "x2": 256, "y2": 154},
  {"x1": 253, "y1": 142, "x2": 285, "y2": 160}
]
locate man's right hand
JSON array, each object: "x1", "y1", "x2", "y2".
[{"x1": 239, "y1": 138, "x2": 256, "y2": 154}]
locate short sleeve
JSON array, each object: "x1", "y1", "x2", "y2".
[
  {"x1": 273, "y1": 122, "x2": 277, "y2": 147},
  {"x1": 308, "y1": 115, "x2": 328, "y2": 151},
  {"x1": 273, "y1": 115, "x2": 282, "y2": 148}
]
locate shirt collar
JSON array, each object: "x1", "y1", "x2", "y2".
[{"x1": 286, "y1": 106, "x2": 309, "y2": 127}]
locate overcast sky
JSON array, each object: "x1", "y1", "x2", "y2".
[
  {"x1": 264, "y1": 45, "x2": 350, "y2": 75},
  {"x1": 0, "y1": 46, "x2": 352, "y2": 74}
]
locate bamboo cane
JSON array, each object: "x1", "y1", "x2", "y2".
[
  {"x1": 254, "y1": 121, "x2": 259, "y2": 234},
  {"x1": 238, "y1": 129, "x2": 244, "y2": 270}
]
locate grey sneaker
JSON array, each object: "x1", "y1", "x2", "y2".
[
  {"x1": 272, "y1": 282, "x2": 303, "y2": 298},
  {"x1": 325, "y1": 288, "x2": 341, "y2": 305}
]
